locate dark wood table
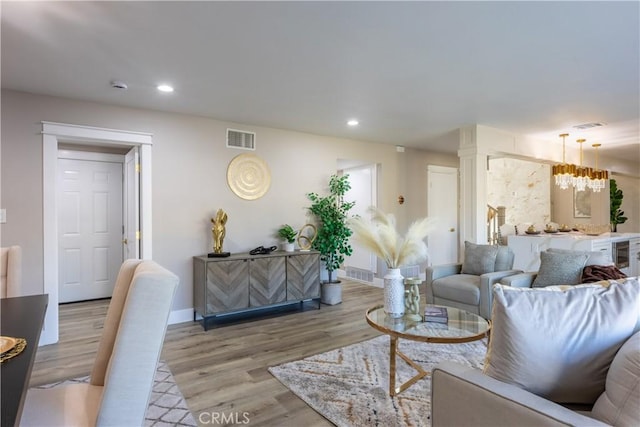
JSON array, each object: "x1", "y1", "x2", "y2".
[{"x1": 1, "y1": 294, "x2": 49, "y2": 427}]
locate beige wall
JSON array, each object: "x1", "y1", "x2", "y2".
[
  {"x1": 551, "y1": 181, "x2": 610, "y2": 227},
  {"x1": 1, "y1": 89, "x2": 457, "y2": 312},
  {"x1": 609, "y1": 174, "x2": 640, "y2": 233}
]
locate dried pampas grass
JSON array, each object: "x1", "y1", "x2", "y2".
[{"x1": 349, "y1": 207, "x2": 436, "y2": 268}]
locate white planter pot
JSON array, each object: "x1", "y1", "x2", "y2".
[
  {"x1": 383, "y1": 268, "x2": 405, "y2": 318},
  {"x1": 282, "y1": 242, "x2": 295, "y2": 252},
  {"x1": 321, "y1": 281, "x2": 342, "y2": 305}
]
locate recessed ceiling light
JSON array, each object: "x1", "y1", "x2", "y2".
[
  {"x1": 347, "y1": 119, "x2": 359, "y2": 126},
  {"x1": 157, "y1": 84, "x2": 174, "y2": 93}
]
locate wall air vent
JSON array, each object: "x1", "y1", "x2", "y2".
[
  {"x1": 573, "y1": 122, "x2": 606, "y2": 130},
  {"x1": 227, "y1": 129, "x2": 256, "y2": 150},
  {"x1": 346, "y1": 266, "x2": 374, "y2": 283}
]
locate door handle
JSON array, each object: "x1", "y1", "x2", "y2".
[
  {"x1": 122, "y1": 238, "x2": 128, "y2": 245},
  {"x1": 449, "y1": 228, "x2": 455, "y2": 232}
]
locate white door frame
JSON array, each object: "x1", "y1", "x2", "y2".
[{"x1": 41, "y1": 121, "x2": 153, "y2": 345}]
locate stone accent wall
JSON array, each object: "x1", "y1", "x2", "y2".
[{"x1": 488, "y1": 158, "x2": 551, "y2": 226}]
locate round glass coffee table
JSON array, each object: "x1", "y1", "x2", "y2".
[{"x1": 365, "y1": 304, "x2": 490, "y2": 396}]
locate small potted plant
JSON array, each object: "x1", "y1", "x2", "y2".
[{"x1": 277, "y1": 224, "x2": 297, "y2": 252}]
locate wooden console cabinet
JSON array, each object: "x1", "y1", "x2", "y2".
[{"x1": 193, "y1": 250, "x2": 320, "y2": 329}]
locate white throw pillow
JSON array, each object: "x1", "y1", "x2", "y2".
[{"x1": 484, "y1": 278, "x2": 640, "y2": 404}]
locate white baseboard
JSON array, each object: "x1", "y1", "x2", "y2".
[{"x1": 168, "y1": 307, "x2": 195, "y2": 325}]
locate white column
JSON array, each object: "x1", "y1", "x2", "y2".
[{"x1": 458, "y1": 125, "x2": 489, "y2": 245}]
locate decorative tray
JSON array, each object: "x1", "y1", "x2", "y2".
[
  {"x1": 0, "y1": 336, "x2": 17, "y2": 353},
  {"x1": 525, "y1": 231, "x2": 540, "y2": 235},
  {"x1": 0, "y1": 336, "x2": 27, "y2": 363},
  {"x1": 544, "y1": 230, "x2": 559, "y2": 234}
]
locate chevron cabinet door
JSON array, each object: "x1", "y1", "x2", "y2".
[
  {"x1": 286, "y1": 253, "x2": 320, "y2": 301},
  {"x1": 205, "y1": 260, "x2": 249, "y2": 313},
  {"x1": 249, "y1": 257, "x2": 286, "y2": 307}
]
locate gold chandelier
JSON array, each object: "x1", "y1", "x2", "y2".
[
  {"x1": 588, "y1": 143, "x2": 609, "y2": 192},
  {"x1": 572, "y1": 139, "x2": 592, "y2": 192},
  {"x1": 552, "y1": 134, "x2": 609, "y2": 192},
  {"x1": 552, "y1": 133, "x2": 576, "y2": 190}
]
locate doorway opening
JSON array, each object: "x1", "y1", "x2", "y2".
[
  {"x1": 339, "y1": 160, "x2": 379, "y2": 285},
  {"x1": 41, "y1": 122, "x2": 153, "y2": 345}
]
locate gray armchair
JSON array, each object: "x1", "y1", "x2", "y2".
[{"x1": 425, "y1": 243, "x2": 520, "y2": 320}]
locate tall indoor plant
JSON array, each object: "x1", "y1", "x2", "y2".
[
  {"x1": 350, "y1": 207, "x2": 435, "y2": 317},
  {"x1": 307, "y1": 174, "x2": 355, "y2": 303},
  {"x1": 610, "y1": 179, "x2": 627, "y2": 232}
]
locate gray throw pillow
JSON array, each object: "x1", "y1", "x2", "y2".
[
  {"x1": 485, "y1": 278, "x2": 640, "y2": 405},
  {"x1": 461, "y1": 241, "x2": 498, "y2": 275},
  {"x1": 547, "y1": 248, "x2": 614, "y2": 266},
  {"x1": 532, "y1": 250, "x2": 589, "y2": 287}
]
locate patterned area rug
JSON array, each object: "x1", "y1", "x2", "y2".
[
  {"x1": 35, "y1": 361, "x2": 197, "y2": 426},
  {"x1": 269, "y1": 335, "x2": 487, "y2": 427}
]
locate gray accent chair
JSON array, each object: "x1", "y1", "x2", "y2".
[
  {"x1": 425, "y1": 244, "x2": 520, "y2": 320},
  {"x1": 1, "y1": 245, "x2": 21, "y2": 298},
  {"x1": 21, "y1": 259, "x2": 179, "y2": 426}
]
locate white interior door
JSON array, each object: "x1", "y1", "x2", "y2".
[
  {"x1": 124, "y1": 147, "x2": 140, "y2": 260},
  {"x1": 58, "y1": 155, "x2": 123, "y2": 302},
  {"x1": 427, "y1": 165, "x2": 459, "y2": 265},
  {"x1": 343, "y1": 164, "x2": 377, "y2": 273}
]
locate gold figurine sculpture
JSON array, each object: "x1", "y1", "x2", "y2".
[{"x1": 211, "y1": 209, "x2": 228, "y2": 255}]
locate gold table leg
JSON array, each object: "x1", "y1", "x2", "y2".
[{"x1": 389, "y1": 336, "x2": 430, "y2": 396}]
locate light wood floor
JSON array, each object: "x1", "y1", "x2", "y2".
[{"x1": 31, "y1": 280, "x2": 385, "y2": 426}]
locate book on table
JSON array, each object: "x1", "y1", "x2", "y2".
[{"x1": 424, "y1": 306, "x2": 448, "y2": 324}]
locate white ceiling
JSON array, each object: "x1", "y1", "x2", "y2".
[{"x1": 2, "y1": 1, "x2": 639, "y2": 162}]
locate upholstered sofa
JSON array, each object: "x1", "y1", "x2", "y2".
[{"x1": 432, "y1": 278, "x2": 640, "y2": 427}]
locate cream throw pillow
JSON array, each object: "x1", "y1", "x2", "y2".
[{"x1": 484, "y1": 278, "x2": 640, "y2": 404}]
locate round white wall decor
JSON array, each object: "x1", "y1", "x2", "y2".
[{"x1": 226, "y1": 153, "x2": 271, "y2": 200}]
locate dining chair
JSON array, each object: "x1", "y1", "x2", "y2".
[
  {"x1": 1, "y1": 245, "x2": 22, "y2": 298},
  {"x1": 20, "y1": 259, "x2": 179, "y2": 426}
]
